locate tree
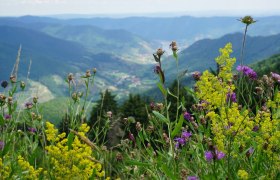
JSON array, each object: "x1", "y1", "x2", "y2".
[
  {"x1": 120, "y1": 93, "x2": 149, "y2": 135},
  {"x1": 88, "y1": 89, "x2": 118, "y2": 144}
]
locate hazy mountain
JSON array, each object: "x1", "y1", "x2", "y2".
[
  {"x1": 0, "y1": 26, "x2": 153, "y2": 99},
  {"x1": 162, "y1": 32, "x2": 280, "y2": 79}
]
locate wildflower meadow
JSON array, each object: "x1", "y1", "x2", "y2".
[{"x1": 0, "y1": 16, "x2": 279, "y2": 180}]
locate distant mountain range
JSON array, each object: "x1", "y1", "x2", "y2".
[{"x1": 0, "y1": 15, "x2": 280, "y2": 101}]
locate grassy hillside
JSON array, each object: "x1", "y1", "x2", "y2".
[{"x1": 251, "y1": 54, "x2": 280, "y2": 75}]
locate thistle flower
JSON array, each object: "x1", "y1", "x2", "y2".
[
  {"x1": 1, "y1": 81, "x2": 8, "y2": 88},
  {"x1": 205, "y1": 149, "x2": 225, "y2": 161},
  {"x1": 4, "y1": 114, "x2": 11, "y2": 120},
  {"x1": 170, "y1": 41, "x2": 178, "y2": 52},
  {"x1": 128, "y1": 132, "x2": 135, "y2": 143},
  {"x1": 205, "y1": 151, "x2": 214, "y2": 161},
  {"x1": 28, "y1": 127, "x2": 36, "y2": 133},
  {"x1": 271, "y1": 72, "x2": 280, "y2": 83},
  {"x1": 183, "y1": 111, "x2": 191, "y2": 121},
  {"x1": 236, "y1": 65, "x2": 257, "y2": 80},
  {"x1": 192, "y1": 71, "x2": 201, "y2": 81},
  {"x1": 239, "y1": 16, "x2": 256, "y2": 26},
  {"x1": 226, "y1": 92, "x2": 237, "y2": 103},
  {"x1": 156, "y1": 48, "x2": 165, "y2": 57},
  {"x1": 25, "y1": 102, "x2": 33, "y2": 109}
]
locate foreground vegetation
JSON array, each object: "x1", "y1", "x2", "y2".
[{"x1": 0, "y1": 16, "x2": 280, "y2": 179}]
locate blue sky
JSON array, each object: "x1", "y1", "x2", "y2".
[{"x1": 0, "y1": 0, "x2": 280, "y2": 17}]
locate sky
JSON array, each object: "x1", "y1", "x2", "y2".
[{"x1": 0, "y1": 0, "x2": 280, "y2": 17}]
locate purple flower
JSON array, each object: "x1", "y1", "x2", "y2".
[
  {"x1": 205, "y1": 151, "x2": 214, "y2": 161},
  {"x1": 128, "y1": 133, "x2": 135, "y2": 143},
  {"x1": 174, "y1": 137, "x2": 186, "y2": 146},
  {"x1": 236, "y1": 65, "x2": 257, "y2": 80},
  {"x1": 25, "y1": 102, "x2": 33, "y2": 109},
  {"x1": 184, "y1": 111, "x2": 191, "y2": 121},
  {"x1": 154, "y1": 64, "x2": 161, "y2": 74},
  {"x1": 28, "y1": 127, "x2": 36, "y2": 133},
  {"x1": 248, "y1": 147, "x2": 254, "y2": 155},
  {"x1": 187, "y1": 176, "x2": 199, "y2": 180},
  {"x1": 205, "y1": 150, "x2": 225, "y2": 161},
  {"x1": 192, "y1": 71, "x2": 201, "y2": 81},
  {"x1": 0, "y1": 141, "x2": 4, "y2": 150},
  {"x1": 252, "y1": 125, "x2": 259, "y2": 132},
  {"x1": 226, "y1": 92, "x2": 237, "y2": 103},
  {"x1": 216, "y1": 150, "x2": 225, "y2": 160},
  {"x1": 271, "y1": 72, "x2": 280, "y2": 82},
  {"x1": 4, "y1": 114, "x2": 11, "y2": 120},
  {"x1": 181, "y1": 131, "x2": 192, "y2": 138}
]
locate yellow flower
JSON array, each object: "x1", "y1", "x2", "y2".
[{"x1": 237, "y1": 169, "x2": 249, "y2": 179}]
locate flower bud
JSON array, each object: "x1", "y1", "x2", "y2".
[
  {"x1": 33, "y1": 96, "x2": 38, "y2": 104},
  {"x1": 67, "y1": 73, "x2": 74, "y2": 81},
  {"x1": 85, "y1": 70, "x2": 91, "y2": 78},
  {"x1": 20, "y1": 81, "x2": 25, "y2": 90},
  {"x1": 10, "y1": 75, "x2": 16, "y2": 83}
]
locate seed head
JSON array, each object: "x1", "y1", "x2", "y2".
[
  {"x1": 156, "y1": 48, "x2": 165, "y2": 57},
  {"x1": 239, "y1": 16, "x2": 256, "y2": 26}
]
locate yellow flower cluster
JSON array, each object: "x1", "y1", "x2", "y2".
[
  {"x1": 45, "y1": 122, "x2": 105, "y2": 179},
  {"x1": 0, "y1": 157, "x2": 11, "y2": 179},
  {"x1": 237, "y1": 169, "x2": 249, "y2": 179},
  {"x1": 206, "y1": 103, "x2": 253, "y2": 151},
  {"x1": 196, "y1": 43, "x2": 235, "y2": 110},
  {"x1": 215, "y1": 43, "x2": 236, "y2": 81},
  {"x1": 254, "y1": 92, "x2": 280, "y2": 172},
  {"x1": 17, "y1": 155, "x2": 43, "y2": 179}
]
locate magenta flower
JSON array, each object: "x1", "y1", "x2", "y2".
[
  {"x1": 184, "y1": 111, "x2": 191, "y2": 121},
  {"x1": 226, "y1": 92, "x2": 237, "y2": 103},
  {"x1": 205, "y1": 151, "x2": 214, "y2": 161},
  {"x1": 271, "y1": 72, "x2": 280, "y2": 83},
  {"x1": 205, "y1": 149, "x2": 225, "y2": 161},
  {"x1": 174, "y1": 130, "x2": 192, "y2": 149},
  {"x1": 128, "y1": 133, "x2": 135, "y2": 143},
  {"x1": 216, "y1": 150, "x2": 225, "y2": 160},
  {"x1": 28, "y1": 127, "x2": 36, "y2": 133},
  {"x1": 4, "y1": 114, "x2": 11, "y2": 120},
  {"x1": 187, "y1": 176, "x2": 199, "y2": 180},
  {"x1": 236, "y1": 65, "x2": 257, "y2": 80},
  {"x1": 181, "y1": 131, "x2": 192, "y2": 139}
]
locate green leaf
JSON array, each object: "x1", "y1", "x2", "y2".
[
  {"x1": 171, "y1": 114, "x2": 184, "y2": 138},
  {"x1": 153, "y1": 111, "x2": 169, "y2": 123},
  {"x1": 157, "y1": 82, "x2": 167, "y2": 97},
  {"x1": 126, "y1": 160, "x2": 151, "y2": 167},
  {"x1": 0, "y1": 115, "x2": 4, "y2": 126},
  {"x1": 67, "y1": 132, "x2": 75, "y2": 150},
  {"x1": 167, "y1": 89, "x2": 178, "y2": 99},
  {"x1": 161, "y1": 164, "x2": 177, "y2": 180}
]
